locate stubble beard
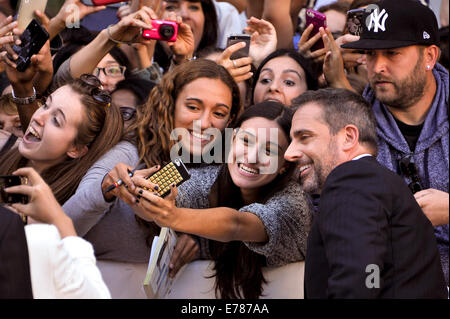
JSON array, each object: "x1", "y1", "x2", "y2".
[
  {"x1": 300, "y1": 142, "x2": 339, "y2": 194},
  {"x1": 370, "y1": 54, "x2": 427, "y2": 110}
]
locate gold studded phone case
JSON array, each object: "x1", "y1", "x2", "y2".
[{"x1": 144, "y1": 158, "x2": 191, "y2": 198}]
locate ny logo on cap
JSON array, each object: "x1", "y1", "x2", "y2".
[{"x1": 366, "y1": 7, "x2": 388, "y2": 33}]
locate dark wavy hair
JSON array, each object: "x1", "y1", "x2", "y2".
[
  {"x1": 208, "y1": 101, "x2": 296, "y2": 299},
  {"x1": 128, "y1": 58, "x2": 242, "y2": 169},
  {"x1": 251, "y1": 49, "x2": 319, "y2": 105}
]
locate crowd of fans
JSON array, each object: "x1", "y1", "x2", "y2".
[{"x1": 0, "y1": 0, "x2": 448, "y2": 299}]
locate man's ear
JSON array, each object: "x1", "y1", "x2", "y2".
[
  {"x1": 423, "y1": 45, "x2": 440, "y2": 71},
  {"x1": 66, "y1": 144, "x2": 88, "y2": 159},
  {"x1": 341, "y1": 124, "x2": 359, "y2": 152}
]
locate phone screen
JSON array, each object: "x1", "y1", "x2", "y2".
[
  {"x1": 13, "y1": 19, "x2": 49, "y2": 72},
  {"x1": 227, "y1": 34, "x2": 251, "y2": 60}
]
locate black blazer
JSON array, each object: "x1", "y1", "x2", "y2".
[
  {"x1": 304, "y1": 156, "x2": 447, "y2": 298},
  {"x1": 0, "y1": 206, "x2": 33, "y2": 298}
]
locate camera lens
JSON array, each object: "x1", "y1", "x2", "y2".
[{"x1": 159, "y1": 24, "x2": 175, "y2": 39}]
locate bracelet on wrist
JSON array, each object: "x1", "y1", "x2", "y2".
[
  {"x1": 11, "y1": 87, "x2": 37, "y2": 105},
  {"x1": 107, "y1": 25, "x2": 140, "y2": 46}
]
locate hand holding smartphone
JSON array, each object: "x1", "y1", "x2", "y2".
[
  {"x1": 305, "y1": 9, "x2": 327, "y2": 52},
  {"x1": 226, "y1": 34, "x2": 251, "y2": 60},
  {"x1": 10, "y1": 19, "x2": 49, "y2": 72}
]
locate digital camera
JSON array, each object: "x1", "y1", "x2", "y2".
[{"x1": 142, "y1": 20, "x2": 178, "y2": 42}]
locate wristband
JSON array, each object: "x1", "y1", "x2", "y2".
[
  {"x1": 11, "y1": 87, "x2": 37, "y2": 105},
  {"x1": 107, "y1": 25, "x2": 140, "y2": 46}
]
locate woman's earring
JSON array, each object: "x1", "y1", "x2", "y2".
[{"x1": 426, "y1": 65, "x2": 431, "y2": 70}]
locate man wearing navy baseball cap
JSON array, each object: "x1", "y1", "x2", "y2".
[{"x1": 343, "y1": 0, "x2": 449, "y2": 289}]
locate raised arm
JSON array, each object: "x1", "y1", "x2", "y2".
[
  {"x1": 68, "y1": 6, "x2": 155, "y2": 79},
  {"x1": 133, "y1": 184, "x2": 269, "y2": 243}
]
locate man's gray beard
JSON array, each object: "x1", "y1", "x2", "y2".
[{"x1": 372, "y1": 55, "x2": 427, "y2": 109}]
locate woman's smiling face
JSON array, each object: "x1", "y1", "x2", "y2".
[
  {"x1": 19, "y1": 85, "x2": 86, "y2": 170},
  {"x1": 173, "y1": 77, "x2": 233, "y2": 156},
  {"x1": 227, "y1": 116, "x2": 289, "y2": 191}
]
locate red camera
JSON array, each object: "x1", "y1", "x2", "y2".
[
  {"x1": 92, "y1": 0, "x2": 125, "y2": 5},
  {"x1": 142, "y1": 20, "x2": 178, "y2": 42}
]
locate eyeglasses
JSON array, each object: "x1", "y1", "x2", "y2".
[
  {"x1": 93, "y1": 65, "x2": 126, "y2": 78},
  {"x1": 398, "y1": 156, "x2": 423, "y2": 194},
  {"x1": 79, "y1": 74, "x2": 112, "y2": 107},
  {"x1": 120, "y1": 106, "x2": 136, "y2": 121}
]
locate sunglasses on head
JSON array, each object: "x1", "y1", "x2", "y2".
[
  {"x1": 79, "y1": 74, "x2": 112, "y2": 107},
  {"x1": 398, "y1": 156, "x2": 423, "y2": 194}
]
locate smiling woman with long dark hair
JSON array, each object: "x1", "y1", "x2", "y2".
[{"x1": 127, "y1": 101, "x2": 312, "y2": 298}]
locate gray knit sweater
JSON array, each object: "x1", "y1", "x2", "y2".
[{"x1": 176, "y1": 165, "x2": 312, "y2": 267}]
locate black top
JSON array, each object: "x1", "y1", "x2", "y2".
[
  {"x1": 0, "y1": 206, "x2": 33, "y2": 298},
  {"x1": 394, "y1": 117, "x2": 424, "y2": 152}
]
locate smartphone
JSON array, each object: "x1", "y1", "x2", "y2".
[
  {"x1": 142, "y1": 20, "x2": 178, "y2": 42},
  {"x1": 11, "y1": 19, "x2": 49, "y2": 72},
  {"x1": 91, "y1": 0, "x2": 127, "y2": 5},
  {"x1": 346, "y1": 8, "x2": 365, "y2": 36},
  {"x1": 16, "y1": 0, "x2": 48, "y2": 30},
  {"x1": 0, "y1": 175, "x2": 28, "y2": 204},
  {"x1": 305, "y1": 9, "x2": 327, "y2": 51},
  {"x1": 144, "y1": 158, "x2": 191, "y2": 198},
  {"x1": 227, "y1": 34, "x2": 251, "y2": 60}
]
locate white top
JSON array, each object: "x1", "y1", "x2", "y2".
[
  {"x1": 214, "y1": 0, "x2": 248, "y2": 49},
  {"x1": 24, "y1": 224, "x2": 111, "y2": 299},
  {"x1": 352, "y1": 154, "x2": 373, "y2": 161}
]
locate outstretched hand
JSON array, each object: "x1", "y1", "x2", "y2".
[
  {"x1": 297, "y1": 24, "x2": 328, "y2": 64},
  {"x1": 217, "y1": 42, "x2": 253, "y2": 83},
  {"x1": 244, "y1": 17, "x2": 277, "y2": 68}
]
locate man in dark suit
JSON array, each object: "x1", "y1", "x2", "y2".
[
  {"x1": 284, "y1": 88, "x2": 447, "y2": 298},
  {"x1": 0, "y1": 205, "x2": 33, "y2": 298}
]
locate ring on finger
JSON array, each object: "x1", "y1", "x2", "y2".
[{"x1": 232, "y1": 59, "x2": 238, "y2": 68}]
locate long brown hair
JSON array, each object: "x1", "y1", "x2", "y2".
[
  {"x1": 0, "y1": 76, "x2": 123, "y2": 204},
  {"x1": 208, "y1": 101, "x2": 296, "y2": 299},
  {"x1": 127, "y1": 58, "x2": 242, "y2": 169}
]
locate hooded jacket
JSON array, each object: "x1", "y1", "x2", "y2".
[{"x1": 363, "y1": 63, "x2": 449, "y2": 286}]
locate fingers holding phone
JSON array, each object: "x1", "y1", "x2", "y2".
[
  {"x1": 3, "y1": 167, "x2": 61, "y2": 224},
  {"x1": 217, "y1": 35, "x2": 253, "y2": 83}
]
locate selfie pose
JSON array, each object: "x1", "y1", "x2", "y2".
[
  {"x1": 128, "y1": 101, "x2": 312, "y2": 299},
  {"x1": 61, "y1": 59, "x2": 242, "y2": 298}
]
